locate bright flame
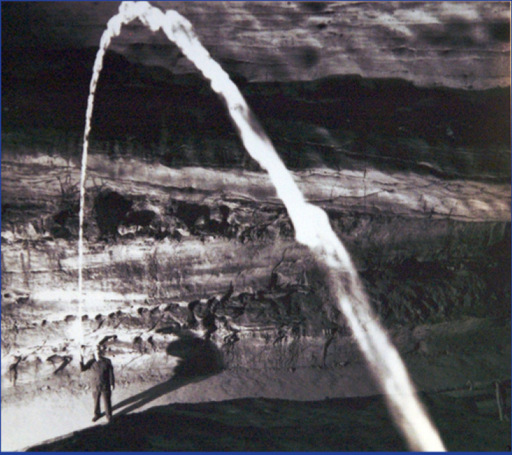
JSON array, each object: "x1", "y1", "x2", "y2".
[{"x1": 77, "y1": 2, "x2": 446, "y2": 451}]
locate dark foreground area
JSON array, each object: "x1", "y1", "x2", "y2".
[{"x1": 28, "y1": 389, "x2": 511, "y2": 452}]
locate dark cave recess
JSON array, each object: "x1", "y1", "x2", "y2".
[{"x1": 2, "y1": 48, "x2": 510, "y2": 181}]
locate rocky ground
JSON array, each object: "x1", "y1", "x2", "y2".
[
  {"x1": 5, "y1": 368, "x2": 512, "y2": 452},
  {"x1": 23, "y1": 389, "x2": 512, "y2": 452}
]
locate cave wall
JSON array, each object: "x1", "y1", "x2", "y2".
[
  {"x1": 3, "y1": 64, "x2": 510, "y2": 180},
  {"x1": 1, "y1": 1, "x2": 510, "y2": 392}
]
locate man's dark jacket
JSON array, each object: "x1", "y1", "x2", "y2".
[{"x1": 80, "y1": 357, "x2": 115, "y2": 391}]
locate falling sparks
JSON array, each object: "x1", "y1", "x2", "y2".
[{"x1": 77, "y1": 2, "x2": 446, "y2": 450}]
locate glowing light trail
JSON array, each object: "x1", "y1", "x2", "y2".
[
  {"x1": 77, "y1": 2, "x2": 446, "y2": 450},
  {"x1": 77, "y1": 8, "x2": 127, "y2": 346}
]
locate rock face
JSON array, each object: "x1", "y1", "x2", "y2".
[
  {"x1": 0, "y1": 0, "x2": 510, "y2": 430},
  {"x1": 2, "y1": 158, "x2": 510, "y2": 385}
]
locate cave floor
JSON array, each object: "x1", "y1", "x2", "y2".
[
  {"x1": 25, "y1": 392, "x2": 512, "y2": 452},
  {"x1": 2, "y1": 341, "x2": 510, "y2": 452}
]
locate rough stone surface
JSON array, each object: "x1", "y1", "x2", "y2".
[{"x1": 2, "y1": 1, "x2": 510, "y2": 89}]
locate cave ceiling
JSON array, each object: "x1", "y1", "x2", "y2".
[{"x1": 2, "y1": 1, "x2": 511, "y2": 89}]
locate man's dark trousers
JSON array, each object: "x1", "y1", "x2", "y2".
[{"x1": 93, "y1": 387, "x2": 112, "y2": 420}]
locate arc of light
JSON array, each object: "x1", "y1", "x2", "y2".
[{"x1": 77, "y1": 2, "x2": 446, "y2": 451}]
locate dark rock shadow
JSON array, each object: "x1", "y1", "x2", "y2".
[{"x1": 112, "y1": 336, "x2": 222, "y2": 416}]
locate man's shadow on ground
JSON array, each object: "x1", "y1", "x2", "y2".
[{"x1": 112, "y1": 336, "x2": 223, "y2": 416}]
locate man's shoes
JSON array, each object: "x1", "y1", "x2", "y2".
[{"x1": 92, "y1": 414, "x2": 101, "y2": 422}]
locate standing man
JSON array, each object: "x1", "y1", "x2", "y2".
[{"x1": 80, "y1": 345, "x2": 115, "y2": 422}]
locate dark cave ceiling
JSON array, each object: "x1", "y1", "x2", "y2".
[{"x1": 2, "y1": 1, "x2": 510, "y2": 89}]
